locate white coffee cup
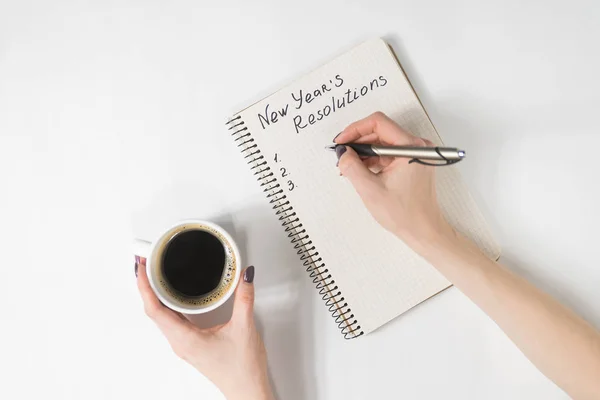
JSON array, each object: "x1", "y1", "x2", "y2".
[{"x1": 134, "y1": 220, "x2": 241, "y2": 314}]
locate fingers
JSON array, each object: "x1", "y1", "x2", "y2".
[
  {"x1": 231, "y1": 266, "x2": 255, "y2": 326},
  {"x1": 334, "y1": 111, "x2": 421, "y2": 146},
  {"x1": 134, "y1": 255, "x2": 145, "y2": 278},
  {"x1": 337, "y1": 146, "x2": 382, "y2": 195},
  {"x1": 363, "y1": 156, "x2": 394, "y2": 173},
  {"x1": 136, "y1": 262, "x2": 197, "y2": 341}
]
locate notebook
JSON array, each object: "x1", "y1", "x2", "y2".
[{"x1": 226, "y1": 38, "x2": 500, "y2": 339}]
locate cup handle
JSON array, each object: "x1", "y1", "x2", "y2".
[{"x1": 133, "y1": 239, "x2": 151, "y2": 258}]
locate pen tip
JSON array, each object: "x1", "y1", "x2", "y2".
[
  {"x1": 458, "y1": 150, "x2": 466, "y2": 158},
  {"x1": 324, "y1": 145, "x2": 336, "y2": 151}
]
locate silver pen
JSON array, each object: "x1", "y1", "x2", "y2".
[{"x1": 325, "y1": 144, "x2": 465, "y2": 165}]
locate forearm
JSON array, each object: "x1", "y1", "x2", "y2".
[{"x1": 416, "y1": 232, "x2": 600, "y2": 399}]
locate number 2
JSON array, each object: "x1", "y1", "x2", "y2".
[{"x1": 280, "y1": 167, "x2": 288, "y2": 177}]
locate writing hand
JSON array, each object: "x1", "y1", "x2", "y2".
[
  {"x1": 136, "y1": 260, "x2": 274, "y2": 400},
  {"x1": 337, "y1": 113, "x2": 600, "y2": 400},
  {"x1": 334, "y1": 111, "x2": 454, "y2": 251}
]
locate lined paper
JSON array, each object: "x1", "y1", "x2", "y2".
[{"x1": 233, "y1": 38, "x2": 500, "y2": 334}]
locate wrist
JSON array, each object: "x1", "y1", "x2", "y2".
[
  {"x1": 408, "y1": 225, "x2": 491, "y2": 276},
  {"x1": 225, "y1": 382, "x2": 275, "y2": 400},
  {"x1": 398, "y1": 219, "x2": 460, "y2": 260}
]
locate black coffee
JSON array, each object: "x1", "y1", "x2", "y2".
[{"x1": 162, "y1": 229, "x2": 226, "y2": 297}]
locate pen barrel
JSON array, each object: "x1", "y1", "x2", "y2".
[
  {"x1": 374, "y1": 146, "x2": 463, "y2": 161},
  {"x1": 345, "y1": 143, "x2": 378, "y2": 157}
]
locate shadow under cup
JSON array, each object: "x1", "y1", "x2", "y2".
[{"x1": 147, "y1": 221, "x2": 241, "y2": 314}]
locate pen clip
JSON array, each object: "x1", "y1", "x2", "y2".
[{"x1": 408, "y1": 147, "x2": 463, "y2": 167}]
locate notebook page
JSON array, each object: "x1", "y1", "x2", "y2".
[{"x1": 233, "y1": 39, "x2": 500, "y2": 334}]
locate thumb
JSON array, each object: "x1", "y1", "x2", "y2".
[
  {"x1": 231, "y1": 266, "x2": 255, "y2": 325},
  {"x1": 336, "y1": 145, "x2": 380, "y2": 195}
]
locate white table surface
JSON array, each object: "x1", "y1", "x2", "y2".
[{"x1": 1, "y1": 1, "x2": 599, "y2": 399}]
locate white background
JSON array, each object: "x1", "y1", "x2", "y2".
[{"x1": 1, "y1": 1, "x2": 598, "y2": 399}]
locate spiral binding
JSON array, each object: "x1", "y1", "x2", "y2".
[{"x1": 226, "y1": 115, "x2": 363, "y2": 339}]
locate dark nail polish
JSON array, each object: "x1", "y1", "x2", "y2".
[
  {"x1": 135, "y1": 263, "x2": 138, "y2": 278},
  {"x1": 335, "y1": 145, "x2": 347, "y2": 161},
  {"x1": 244, "y1": 265, "x2": 255, "y2": 283},
  {"x1": 333, "y1": 132, "x2": 342, "y2": 142}
]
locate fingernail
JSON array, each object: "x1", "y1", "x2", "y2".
[
  {"x1": 243, "y1": 265, "x2": 255, "y2": 283},
  {"x1": 135, "y1": 256, "x2": 140, "y2": 278},
  {"x1": 333, "y1": 132, "x2": 342, "y2": 142},
  {"x1": 335, "y1": 145, "x2": 346, "y2": 166}
]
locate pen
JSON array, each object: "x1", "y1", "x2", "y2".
[{"x1": 325, "y1": 144, "x2": 466, "y2": 166}]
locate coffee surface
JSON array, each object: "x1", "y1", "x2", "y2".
[{"x1": 162, "y1": 229, "x2": 225, "y2": 297}]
